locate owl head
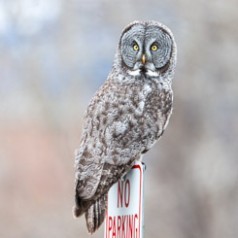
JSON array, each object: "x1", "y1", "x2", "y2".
[{"x1": 115, "y1": 21, "x2": 177, "y2": 78}]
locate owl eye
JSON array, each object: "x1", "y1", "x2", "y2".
[
  {"x1": 151, "y1": 43, "x2": 158, "y2": 51},
  {"x1": 133, "y1": 43, "x2": 139, "y2": 51}
]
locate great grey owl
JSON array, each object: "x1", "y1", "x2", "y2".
[{"x1": 73, "y1": 20, "x2": 177, "y2": 233}]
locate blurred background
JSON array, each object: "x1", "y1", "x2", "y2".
[{"x1": 0, "y1": 0, "x2": 238, "y2": 237}]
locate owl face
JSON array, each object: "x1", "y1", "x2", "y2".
[{"x1": 119, "y1": 21, "x2": 175, "y2": 77}]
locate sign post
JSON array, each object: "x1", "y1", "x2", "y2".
[{"x1": 105, "y1": 161, "x2": 144, "y2": 238}]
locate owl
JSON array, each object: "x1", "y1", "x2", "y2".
[{"x1": 73, "y1": 20, "x2": 177, "y2": 233}]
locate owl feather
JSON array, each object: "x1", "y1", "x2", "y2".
[{"x1": 73, "y1": 20, "x2": 177, "y2": 234}]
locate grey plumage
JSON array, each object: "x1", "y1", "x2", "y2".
[{"x1": 73, "y1": 20, "x2": 177, "y2": 234}]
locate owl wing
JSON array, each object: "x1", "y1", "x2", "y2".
[
  {"x1": 74, "y1": 148, "x2": 136, "y2": 233},
  {"x1": 83, "y1": 158, "x2": 136, "y2": 233},
  {"x1": 73, "y1": 80, "x2": 141, "y2": 232}
]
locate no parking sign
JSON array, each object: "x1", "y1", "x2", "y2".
[{"x1": 105, "y1": 161, "x2": 144, "y2": 238}]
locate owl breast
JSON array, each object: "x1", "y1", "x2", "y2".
[{"x1": 103, "y1": 73, "x2": 173, "y2": 161}]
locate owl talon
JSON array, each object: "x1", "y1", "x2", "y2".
[{"x1": 142, "y1": 162, "x2": 147, "y2": 171}]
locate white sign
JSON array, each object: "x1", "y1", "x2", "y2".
[{"x1": 105, "y1": 161, "x2": 144, "y2": 238}]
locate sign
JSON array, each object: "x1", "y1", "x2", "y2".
[{"x1": 105, "y1": 161, "x2": 144, "y2": 238}]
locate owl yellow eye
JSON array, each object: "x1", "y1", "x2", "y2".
[
  {"x1": 133, "y1": 43, "x2": 139, "y2": 51},
  {"x1": 151, "y1": 44, "x2": 158, "y2": 51}
]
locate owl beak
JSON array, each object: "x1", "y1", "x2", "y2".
[{"x1": 141, "y1": 54, "x2": 146, "y2": 65}]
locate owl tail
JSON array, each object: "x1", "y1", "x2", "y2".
[{"x1": 85, "y1": 194, "x2": 108, "y2": 234}]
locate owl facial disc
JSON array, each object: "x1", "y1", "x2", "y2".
[{"x1": 119, "y1": 21, "x2": 174, "y2": 77}]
